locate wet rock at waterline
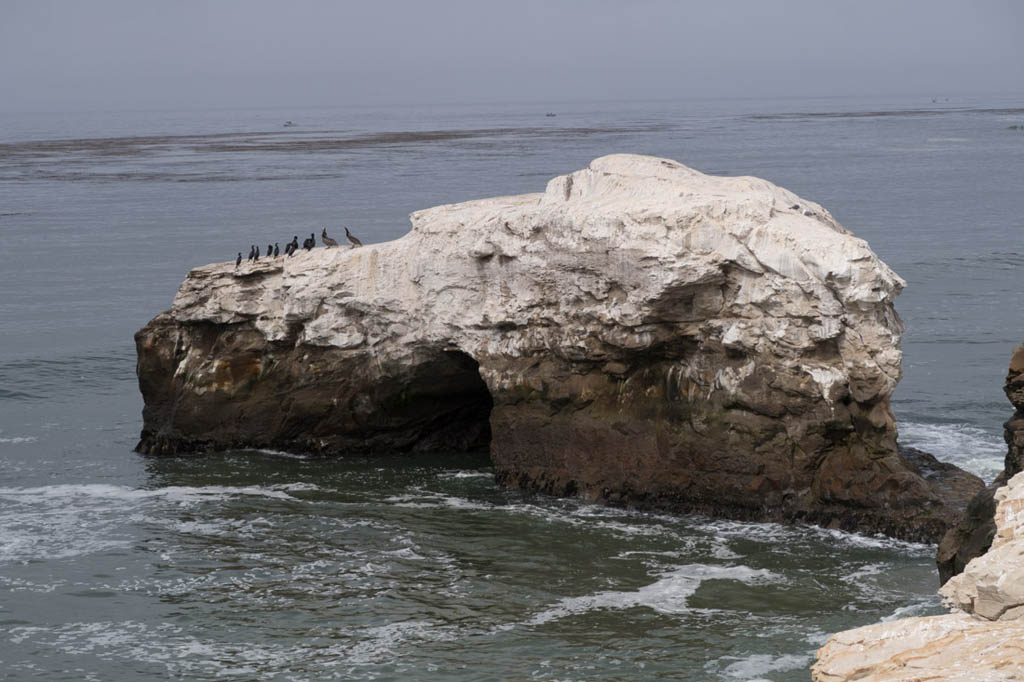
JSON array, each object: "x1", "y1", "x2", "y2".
[
  {"x1": 937, "y1": 343, "x2": 1024, "y2": 582},
  {"x1": 135, "y1": 154, "x2": 982, "y2": 541}
]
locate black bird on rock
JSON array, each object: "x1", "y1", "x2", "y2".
[
  {"x1": 303, "y1": 233, "x2": 315, "y2": 251},
  {"x1": 235, "y1": 252, "x2": 242, "y2": 268},
  {"x1": 267, "y1": 244, "x2": 273, "y2": 258},
  {"x1": 274, "y1": 243, "x2": 280, "y2": 258},
  {"x1": 287, "y1": 235, "x2": 299, "y2": 256},
  {"x1": 321, "y1": 227, "x2": 339, "y2": 247},
  {"x1": 254, "y1": 245, "x2": 260, "y2": 261},
  {"x1": 345, "y1": 226, "x2": 363, "y2": 248},
  {"x1": 247, "y1": 245, "x2": 255, "y2": 262}
]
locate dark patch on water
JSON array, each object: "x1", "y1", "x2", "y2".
[
  {"x1": 749, "y1": 106, "x2": 1024, "y2": 121},
  {"x1": 0, "y1": 125, "x2": 669, "y2": 158},
  {"x1": 15, "y1": 169, "x2": 348, "y2": 183},
  {"x1": 0, "y1": 350, "x2": 137, "y2": 403},
  {"x1": 951, "y1": 252, "x2": 1023, "y2": 268},
  {"x1": 0, "y1": 125, "x2": 669, "y2": 183}
]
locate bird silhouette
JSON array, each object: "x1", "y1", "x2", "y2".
[
  {"x1": 274, "y1": 243, "x2": 280, "y2": 258},
  {"x1": 345, "y1": 226, "x2": 363, "y2": 248},
  {"x1": 247, "y1": 245, "x2": 255, "y2": 262},
  {"x1": 321, "y1": 227, "x2": 339, "y2": 247},
  {"x1": 287, "y1": 235, "x2": 298, "y2": 256},
  {"x1": 235, "y1": 252, "x2": 242, "y2": 268}
]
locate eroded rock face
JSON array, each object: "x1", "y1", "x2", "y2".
[
  {"x1": 811, "y1": 614, "x2": 1024, "y2": 682},
  {"x1": 135, "y1": 154, "x2": 980, "y2": 540},
  {"x1": 937, "y1": 343, "x2": 1024, "y2": 582},
  {"x1": 812, "y1": 471, "x2": 1024, "y2": 682},
  {"x1": 940, "y1": 470, "x2": 1024, "y2": 620}
]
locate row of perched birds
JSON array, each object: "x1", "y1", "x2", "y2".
[{"x1": 236, "y1": 226, "x2": 362, "y2": 267}]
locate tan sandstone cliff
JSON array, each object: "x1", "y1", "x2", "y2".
[{"x1": 812, "y1": 469, "x2": 1024, "y2": 681}]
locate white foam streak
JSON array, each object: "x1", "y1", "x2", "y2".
[
  {"x1": 0, "y1": 483, "x2": 317, "y2": 563},
  {"x1": 6, "y1": 618, "x2": 455, "y2": 675},
  {"x1": 695, "y1": 517, "x2": 935, "y2": 554},
  {"x1": 720, "y1": 653, "x2": 812, "y2": 680},
  {"x1": 528, "y1": 564, "x2": 780, "y2": 625},
  {"x1": 383, "y1": 492, "x2": 493, "y2": 510},
  {"x1": 882, "y1": 599, "x2": 938, "y2": 622},
  {"x1": 0, "y1": 482, "x2": 312, "y2": 505},
  {"x1": 436, "y1": 470, "x2": 493, "y2": 480},
  {"x1": 250, "y1": 447, "x2": 310, "y2": 459}
]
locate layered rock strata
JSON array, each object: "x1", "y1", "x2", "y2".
[
  {"x1": 938, "y1": 343, "x2": 1024, "y2": 581},
  {"x1": 135, "y1": 154, "x2": 981, "y2": 540},
  {"x1": 812, "y1": 470, "x2": 1024, "y2": 681}
]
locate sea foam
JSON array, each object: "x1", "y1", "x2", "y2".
[
  {"x1": 898, "y1": 421, "x2": 1005, "y2": 481},
  {"x1": 527, "y1": 564, "x2": 781, "y2": 625}
]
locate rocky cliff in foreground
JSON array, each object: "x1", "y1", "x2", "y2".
[
  {"x1": 812, "y1": 469, "x2": 1024, "y2": 681},
  {"x1": 135, "y1": 154, "x2": 981, "y2": 541},
  {"x1": 937, "y1": 343, "x2": 1024, "y2": 582}
]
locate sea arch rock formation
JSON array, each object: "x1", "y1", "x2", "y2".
[{"x1": 135, "y1": 154, "x2": 980, "y2": 540}]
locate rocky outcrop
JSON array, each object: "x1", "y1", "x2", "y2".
[
  {"x1": 812, "y1": 471, "x2": 1024, "y2": 681},
  {"x1": 941, "y1": 471, "x2": 1024, "y2": 620},
  {"x1": 135, "y1": 154, "x2": 981, "y2": 541},
  {"x1": 937, "y1": 344, "x2": 1024, "y2": 582}
]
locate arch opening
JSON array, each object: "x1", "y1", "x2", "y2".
[{"x1": 395, "y1": 348, "x2": 493, "y2": 455}]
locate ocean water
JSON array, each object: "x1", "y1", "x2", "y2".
[{"x1": 1, "y1": 95, "x2": 1022, "y2": 680}]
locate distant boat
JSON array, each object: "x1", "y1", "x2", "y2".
[
  {"x1": 545, "y1": 113, "x2": 556, "y2": 117},
  {"x1": 283, "y1": 120, "x2": 296, "y2": 127}
]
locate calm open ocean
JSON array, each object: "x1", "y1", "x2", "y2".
[{"x1": 1, "y1": 95, "x2": 1022, "y2": 680}]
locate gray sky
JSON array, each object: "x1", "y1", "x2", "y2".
[{"x1": 2, "y1": 0, "x2": 1021, "y2": 111}]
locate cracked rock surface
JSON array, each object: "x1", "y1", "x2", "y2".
[
  {"x1": 135, "y1": 154, "x2": 981, "y2": 540},
  {"x1": 813, "y1": 470, "x2": 1024, "y2": 681}
]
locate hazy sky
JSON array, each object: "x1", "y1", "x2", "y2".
[{"x1": 2, "y1": 0, "x2": 1021, "y2": 111}]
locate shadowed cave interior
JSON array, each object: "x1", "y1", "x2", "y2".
[{"x1": 393, "y1": 348, "x2": 494, "y2": 454}]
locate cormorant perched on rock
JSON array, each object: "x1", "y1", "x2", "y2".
[
  {"x1": 287, "y1": 235, "x2": 299, "y2": 256},
  {"x1": 267, "y1": 244, "x2": 273, "y2": 259},
  {"x1": 304, "y1": 233, "x2": 315, "y2": 251},
  {"x1": 236, "y1": 252, "x2": 242, "y2": 268},
  {"x1": 254, "y1": 245, "x2": 260, "y2": 261},
  {"x1": 321, "y1": 227, "x2": 339, "y2": 247},
  {"x1": 274, "y1": 243, "x2": 280, "y2": 258},
  {"x1": 247, "y1": 245, "x2": 255, "y2": 262},
  {"x1": 345, "y1": 226, "x2": 363, "y2": 248}
]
